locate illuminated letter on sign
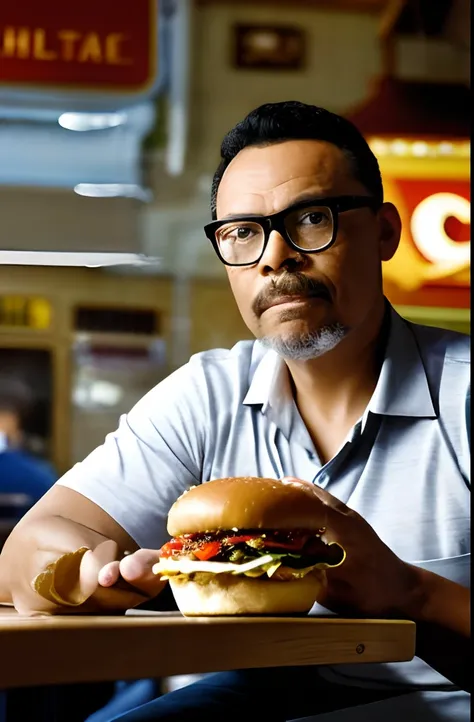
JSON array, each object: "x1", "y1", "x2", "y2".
[{"x1": 411, "y1": 192, "x2": 470, "y2": 266}]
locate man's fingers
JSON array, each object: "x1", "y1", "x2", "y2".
[
  {"x1": 281, "y1": 476, "x2": 309, "y2": 484},
  {"x1": 76, "y1": 550, "x2": 100, "y2": 600},
  {"x1": 92, "y1": 539, "x2": 122, "y2": 566},
  {"x1": 119, "y1": 549, "x2": 165, "y2": 596},
  {"x1": 59, "y1": 581, "x2": 152, "y2": 614},
  {"x1": 80, "y1": 546, "x2": 158, "y2": 611},
  {"x1": 307, "y1": 484, "x2": 350, "y2": 514},
  {"x1": 119, "y1": 548, "x2": 162, "y2": 579},
  {"x1": 93, "y1": 547, "x2": 165, "y2": 599},
  {"x1": 78, "y1": 544, "x2": 166, "y2": 605},
  {"x1": 281, "y1": 476, "x2": 350, "y2": 514},
  {"x1": 98, "y1": 560, "x2": 121, "y2": 588},
  {"x1": 79, "y1": 540, "x2": 121, "y2": 598}
]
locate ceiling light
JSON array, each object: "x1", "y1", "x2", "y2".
[
  {"x1": 391, "y1": 140, "x2": 409, "y2": 156},
  {"x1": 74, "y1": 183, "x2": 152, "y2": 202},
  {"x1": 411, "y1": 141, "x2": 429, "y2": 157},
  {"x1": 0, "y1": 251, "x2": 161, "y2": 268},
  {"x1": 369, "y1": 139, "x2": 390, "y2": 155},
  {"x1": 438, "y1": 142, "x2": 454, "y2": 155},
  {"x1": 58, "y1": 112, "x2": 127, "y2": 131}
]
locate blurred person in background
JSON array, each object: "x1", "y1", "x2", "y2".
[
  {"x1": 0, "y1": 102, "x2": 470, "y2": 722},
  {"x1": 0, "y1": 376, "x2": 56, "y2": 509},
  {"x1": 0, "y1": 376, "x2": 56, "y2": 613}
]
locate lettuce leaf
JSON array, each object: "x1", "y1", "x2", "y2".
[{"x1": 152, "y1": 554, "x2": 276, "y2": 578}]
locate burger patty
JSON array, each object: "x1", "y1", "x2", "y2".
[{"x1": 159, "y1": 529, "x2": 343, "y2": 568}]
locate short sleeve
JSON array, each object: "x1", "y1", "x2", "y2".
[{"x1": 57, "y1": 359, "x2": 209, "y2": 548}]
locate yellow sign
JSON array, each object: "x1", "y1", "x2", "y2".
[
  {"x1": 0, "y1": 1, "x2": 156, "y2": 93},
  {"x1": 382, "y1": 177, "x2": 470, "y2": 296},
  {"x1": 0, "y1": 296, "x2": 52, "y2": 329},
  {"x1": 410, "y1": 192, "x2": 470, "y2": 268}
]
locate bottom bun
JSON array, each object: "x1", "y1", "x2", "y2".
[{"x1": 169, "y1": 571, "x2": 326, "y2": 616}]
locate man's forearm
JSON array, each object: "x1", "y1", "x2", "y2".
[{"x1": 405, "y1": 565, "x2": 470, "y2": 637}]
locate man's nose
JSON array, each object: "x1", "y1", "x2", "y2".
[{"x1": 257, "y1": 230, "x2": 306, "y2": 274}]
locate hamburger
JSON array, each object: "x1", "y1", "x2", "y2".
[{"x1": 152, "y1": 477, "x2": 345, "y2": 616}]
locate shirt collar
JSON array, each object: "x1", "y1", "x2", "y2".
[
  {"x1": 366, "y1": 305, "x2": 436, "y2": 419},
  {"x1": 243, "y1": 304, "x2": 437, "y2": 424},
  {"x1": 242, "y1": 345, "x2": 285, "y2": 411}
]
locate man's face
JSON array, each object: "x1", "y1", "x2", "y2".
[
  {"x1": 215, "y1": 139, "x2": 400, "y2": 359},
  {"x1": 0, "y1": 410, "x2": 21, "y2": 443}
]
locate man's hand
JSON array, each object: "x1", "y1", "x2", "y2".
[
  {"x1": 95, "y1": 543, "x2": 165, "y2": 599},
  {"x1": 281, "y1": 477, "x2": 419, "y2": 618},
  {"x1": 14, "y1": 539, "x2": 166, "y2": 616},
  {"x1": 61, "y1": 541, "x2": 166, "y2": 613},
  {"x1": 2, "y1": 488, "x2": 168, "y2": 616},
  {"x1": 282, "y1": 477, "x2": 471, "y2": 691}
]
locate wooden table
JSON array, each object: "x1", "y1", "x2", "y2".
[{"x1": 0, "y1": 607, "x2": 416, "y2": 689}]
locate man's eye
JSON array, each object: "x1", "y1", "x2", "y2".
[
  {"x1": 301, "y1": 211, "x2": 328, "y2": 226},
  {"x1": 221, "y1": 226, "x2": 255, "y2": 242},
  {"x1": 236, "y1": 227, "x2": 253, "y2": 240}
]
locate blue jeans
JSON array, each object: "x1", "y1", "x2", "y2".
[
  {"x1": 86, "y1": 680, "x2": 160, "y2": 722},
  {"x1": 106, "y1": 667, "x2": 404, "y2": 721}
]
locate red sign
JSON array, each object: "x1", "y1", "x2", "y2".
[
  {"x1": 0, "y1": 0, "x2": 157, "y2": 93},
  {"x1": 383, "y1": 178, "x2": 470, "y2": 309}
]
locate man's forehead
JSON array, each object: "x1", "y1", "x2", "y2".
[{"x1": 216, "y1": 139, "x2": 354, "y2": 217}]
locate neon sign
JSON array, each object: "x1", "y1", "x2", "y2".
[
  {"x1": 411, "y1": 192, "x2": 470, "y2": 268},
  {"x1": 382, "y1": 179, "x2": 470, "y2": 300}
]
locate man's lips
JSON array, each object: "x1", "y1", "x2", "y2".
[{"x1": 261, "y1": 292, "x2": 329, "y2": 313}]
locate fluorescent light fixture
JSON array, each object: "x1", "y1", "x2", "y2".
[
  {"x1": 391, "y1": 140, "x2": 409, "y2": 156},
  {"x1": 74, "y1": 183, "x2": 152, "y2": 202},
  {"x1": 411, "y1": 141, "x2": 429, "y2": 157},
  {"x1": 0, "y1": 251, "x2": 161, "y2": 268},
  {"x1": 58, "y1": 112, "x2": 127, "y2": 132},
  {"x1": 369, "y1": 137, "x2": 470, "y2": 159},
  {"x1": 438, "y1": 142, "x2": 454, "y2": 155}
]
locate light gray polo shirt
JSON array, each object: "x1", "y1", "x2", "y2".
[{"x1": 58, "y1": 305, "x2": 470, "y2": 716}]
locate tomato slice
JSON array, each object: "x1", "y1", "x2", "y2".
[
  {"x1": 194, "y1": 541, "x2": 221, "y2": 561},
  {"x1": 160, "y1": 540, "x2": 184, "y2": 557}
]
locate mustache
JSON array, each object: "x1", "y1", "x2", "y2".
[{"x1": 252, "y1": 273, "x2": 332, "y2": 317}]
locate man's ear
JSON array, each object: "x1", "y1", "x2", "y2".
[{"x1": 378, "y1": 202, "x2": 401, "y2": 262}]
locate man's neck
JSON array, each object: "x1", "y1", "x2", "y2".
[{"x1": 286, "y1": 304, "x2": 389, "y2": 422}]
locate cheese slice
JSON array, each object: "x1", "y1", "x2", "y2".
[{"x1": 152, "y1": 554, "x2": 275, "y2": 577}]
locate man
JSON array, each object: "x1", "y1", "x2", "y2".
[
  {"x1": 0, "y1": 102, "x2": 470, "y2": 721},
  {"x1": 0, "y1": 378, "x2": 55, "y2": 516}
]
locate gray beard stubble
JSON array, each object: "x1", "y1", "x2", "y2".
[{"x1": 259, "y1": 323, "x2": 348, "y2": 361}]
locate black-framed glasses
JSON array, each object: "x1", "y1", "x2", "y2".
[{"x1": 204, "y1": 195, "x2": 381, "y2": 267}]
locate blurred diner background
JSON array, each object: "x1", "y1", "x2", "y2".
[
  {"x1": 0, "y1": 0, "x2": 470, "y2": 498},
  {"x1": 0, "y1": 0, "x2": 470, "y2": 718}
]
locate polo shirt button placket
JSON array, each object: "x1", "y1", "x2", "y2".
[
  {"x1": 314, "y1": 472, "x2": 329, "y2": 488},
  {"x1": 305, "y1": 449, "x2": 322, "y2": 484}
]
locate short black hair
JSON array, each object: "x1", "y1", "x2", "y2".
[{"x1": 211, "y1": 100, "x2": 383, "y2": 218}]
